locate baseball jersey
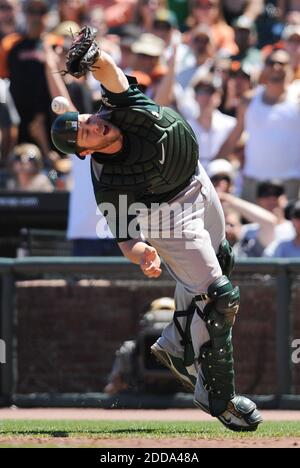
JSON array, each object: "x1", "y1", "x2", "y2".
[{"x1": 91, "y1": 77, "x2": 199, "y2": 242}]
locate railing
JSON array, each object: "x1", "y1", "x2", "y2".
[{"x1": 0, "y1": 258, "x2": 299, "y2": 409}]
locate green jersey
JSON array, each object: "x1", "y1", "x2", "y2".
[{"x1": 91, "y1": 77, "x2": 199, "y2": 242}]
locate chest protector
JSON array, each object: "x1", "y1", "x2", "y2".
[{"x1": 93, "y1": 106, "x2": 199, "y2": 195}]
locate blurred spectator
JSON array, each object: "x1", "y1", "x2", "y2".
[
  {"x1": 257, "y1": 180, "x2": 294, "y2": 231},
  {"x1": 268, "y1": 199, "x2": 300, "y2": 257},
  {"x1": 0, "y1": 77, "x2": 19, "y2": 165},
  {"x1": 84, "y1": 7, "x2": 121, "y2": 106},
  {"x1": 187, "y1": 74, "x2": 236, "y2": 170},
  {"x1": 223, "y1": 208, "x2": 266, "y2": 257},
  {"x1": 285, "y1": 8, "x2": 300, "y2": 26},
  {"x1": 86, "y1": 0, "x2": 137, "y2": 30},
  {"x1": 0, "y1": 0, "x2": 19, "y2": 39},
  {"x1": 221, "y1": 61, "x2": 254, "y2": 117},
  {"x1": 282, "y1": 24, "x2": 300, "y2": 79},
  {"x1": 152, "y1": 8, "x2": 193, "y2": 73},
  {"x1": 248, "y1": 0, "x2": 284, "y2": 49},
  {"x1": 152, "y1": 43, "x2": 178, "y2": 106},
  {"x1": 188, "y1": 0, "x2": 237, "y2": 55},
  {"x1": 114, "y1": 23, "x2": 142, "y2": 72},
  {"x1": 87, "y1": 6, "x2": 120, "y2": 61},
  {"x1": 57, "y1": 0, "x2": 87, "y2": 26},
  {"x1": 224, "y1": 209, "x2": 245, "y2": 256},
  {"x1": 283, "y1": 0, "x2": 300, "y2": 19},
  {"x1": 102, "y1": 0, "x2": 137, "y2": 29},
  {"x1": 176, "y1": 25, "x2": 215, "y2": 89},
  {"x1": 231, "y1": 16, "x2": 262, "y2": 70},
  {"x1": 218, "y1": 49, "x2": 300, "y2": 202},
  {"x1": 207, "y1": 158, "x2": 235, "y2": 194},
  {"x1": 87, "y1": 5, "x2": 107, "y2": 36},
  {"x1": 220, "y1": 190, "x2": 277, "y2": 256},
  {"x1": 252, "y1": 180, "x2": 296, "y2": 256},
  {"x1": 131, "y1": 32, "x2": 165, "y2": 77},
  {"x1": 168, "y1": 0, "x2": 189, "y2": 31},
  {"x1": 7, "y1": 143, "x2": 53, "y2": 191},
  {"x1": 222, "y1": 0, "x2": 250, "y2": 24},
  {"x1": 0, "y1": 0, "x2": 57, "y2": 165},
  {"x1": 133, "y1": 0, "x2": 164, "y2": 32}
]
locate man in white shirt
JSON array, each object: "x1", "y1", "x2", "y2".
[
  {"x1": 218, "y1": 49, "x2": 300, "y2": 202},
  {"x1": 187, "y1": 74, "x2": 236, "y2": 170}
]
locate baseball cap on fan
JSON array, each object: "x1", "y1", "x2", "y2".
[
  {"x1": 207, "y1": 159, "x2": 234, "y2": 180},
  {"x1": 51, "y1": 112, "x2": 80, "y2": 156},
  {"x1": 153, "y1": 8, "x2": 178, "y2": 29},
  {"x1": 131, "y1": 33, "x2": 165, "y2": 57}
]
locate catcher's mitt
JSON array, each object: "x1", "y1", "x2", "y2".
[{"x1": 65, "y1": 26, "x2": 100, "y2": 78}]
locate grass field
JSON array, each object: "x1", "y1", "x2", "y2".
[{"x1": 1, "y1": 420, "x2": 300, "y2": 448}]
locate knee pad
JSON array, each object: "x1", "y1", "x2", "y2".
[{"x1": 199, "y1": 275, "x2": 240, "y2": 417}]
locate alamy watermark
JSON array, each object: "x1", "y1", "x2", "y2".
[
  {"x1": 95, "y1": 196, "x2": 205, "y2": 249},
  {"x1": 0, "y1": 339, "x2": 6, "y2": 364},
  {"x1": 291, "y1": 339, "x2": 300, "y2": 364}
]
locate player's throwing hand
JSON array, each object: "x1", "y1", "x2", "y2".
[{"x1": 140, "y1": 246, "x2": 162, "y2": 279}]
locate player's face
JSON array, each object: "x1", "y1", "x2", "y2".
[{"x1": 77, "y1": 114, "x2": 122, "y2": 154}]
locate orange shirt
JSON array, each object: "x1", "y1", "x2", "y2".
[
  {"x1": 0, "y1": 33, "x2": 22, "y2": 78},
  {"x1": 0, "y1": 33, "x2": 62, "y2": 79}
]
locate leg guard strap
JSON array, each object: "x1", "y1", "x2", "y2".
[
  {"x1": 173, "y1": 301, "x2": 198, "y2": 368},
  {"x1": 199, "y1": 275, "x2": 240, "y2": 417}
]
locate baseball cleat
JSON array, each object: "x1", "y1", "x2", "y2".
[
  {"x1": 194, "y1": 395, "x2": 263, "y2": 432},
  {"x1": 151, "y1": 342, "x2": 197, "y2": 392}
]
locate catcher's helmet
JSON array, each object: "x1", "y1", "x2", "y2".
[{"x1": 51, "y1": 112, "x2": 79, "y2": 155}]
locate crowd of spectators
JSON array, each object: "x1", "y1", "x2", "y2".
[{"x1": 0, "y1": 0, "x2": 300, "y2": 258}]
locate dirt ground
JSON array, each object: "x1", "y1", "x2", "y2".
[
  {"x1": 0, "y1": 436, "x2": 299, "y2": 448},
  {"x1": 0, "y1": 409, "x2": 300, "y2": 448},
  {"x1": 0, "y1": 408, "x2": 300, "y2": 421}
]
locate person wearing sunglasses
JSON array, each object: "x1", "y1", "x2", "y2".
[
  {"x1": 217, "y1": 49, "x2": 300, "y2": 203},
  {"x1": 176, "y1": 25, "x2": 215, "y2": 89},
  {"x1": 187, "y1": 75, "x2": 236, "y2": 171},
  {"x1": 7, "y1": 142, "x2": 53, "y2": 191},
  {"x1": 189, "y1": 0, "x2": 237, "y2": 55}
]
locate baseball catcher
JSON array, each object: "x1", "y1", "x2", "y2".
[{"x1": 51, "y1": 26, "x2": 263, "y2": 432}]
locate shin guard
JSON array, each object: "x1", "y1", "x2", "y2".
[{"x1": 199, "y1": 275, "x2": 240, "y2": 417}]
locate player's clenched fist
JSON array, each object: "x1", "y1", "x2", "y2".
[{"x1": 140, "y1": 246, "x2": 162, "y2": 279}]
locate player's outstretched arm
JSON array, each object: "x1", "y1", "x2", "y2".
[
  {"x1": 65, "y1": 26, "x2": 129, "y2": 94},
  {"x1": 92, "y1": 50, "x2": 129, "y2": 94}
]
